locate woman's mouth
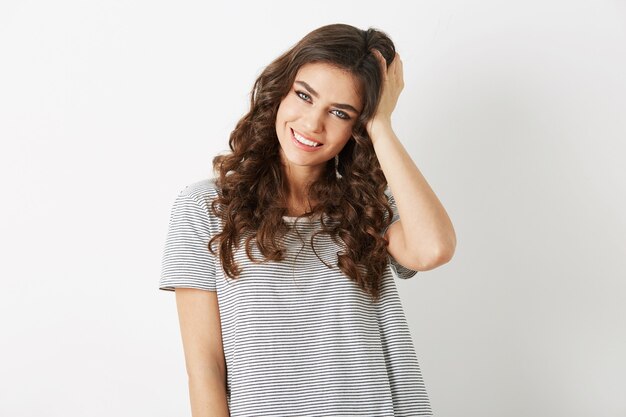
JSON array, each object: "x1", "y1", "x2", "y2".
[{"x1": 291, "y1": 129, "x2": 323, "y2": 151}]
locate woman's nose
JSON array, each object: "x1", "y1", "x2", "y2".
[{"x1": 303, "y1": 108, "x2": 324, "y2": 133}]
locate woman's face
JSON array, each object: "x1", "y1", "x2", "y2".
[{"x1": 275, "y1": 62, "x2": 363, "y2": 173}]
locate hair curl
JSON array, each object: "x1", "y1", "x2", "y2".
[{"x1": 208, "y1": 23, "x2": 398, "y2": 303}]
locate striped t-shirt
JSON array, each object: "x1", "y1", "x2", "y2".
[{"x1": 159, "y1": 178, "x2": 433, "y2": 416}]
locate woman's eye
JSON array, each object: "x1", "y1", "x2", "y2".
[
  {"x1": 296, "y1": 91, "x2": 310, "y2": 101},
  {"x1": 332, "y1": 110, "x2": 350, "y2": 120}
]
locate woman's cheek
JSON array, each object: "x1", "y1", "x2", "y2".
[{"x1": 279, "y1": 97, "x2": 298, "y2": 118}]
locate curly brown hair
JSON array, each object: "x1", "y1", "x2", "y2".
[{"x1": 208, "y1": 23, "x2": 399, "y2": 302}]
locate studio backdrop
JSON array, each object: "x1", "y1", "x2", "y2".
[{"x1": 1, "y1": 1, "x2": 624, "y2": 416}]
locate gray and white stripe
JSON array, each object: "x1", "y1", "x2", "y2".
[{"x1": 160, "y1": 178, "x2": 432, "y2": 416}]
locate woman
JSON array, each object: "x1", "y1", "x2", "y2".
[{"x1": 160, "y1": 23, "x2": 455, "y2": 417}]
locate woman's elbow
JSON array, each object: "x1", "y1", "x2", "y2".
[{"x1": 418, "y1": 245, "x2": 455, "y2": 270}]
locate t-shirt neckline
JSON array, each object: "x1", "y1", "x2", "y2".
[{"x1": 282, "y1": 213, "x2": 323, "y2": 222}]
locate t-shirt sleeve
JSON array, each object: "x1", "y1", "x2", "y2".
[
  {"x1": 159, "y1": 191, "x2": 217, "y2": 292},
  {"x1": 382, "y1": 186, "x2": 419, "y2": 280}
]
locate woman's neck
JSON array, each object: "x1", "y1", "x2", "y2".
[{"x1": 282, "y1": 161, "x2": 323, "y2": 215}]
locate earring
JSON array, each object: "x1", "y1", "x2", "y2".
[{"x1": 334, "y1": 154, "x2": 342, "y2": 178}]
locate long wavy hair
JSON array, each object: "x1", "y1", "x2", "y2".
[{"x1": 208, "y1": 23, "x2": 398, "y2": 303}]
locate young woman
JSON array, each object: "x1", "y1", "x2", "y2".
[{"x1": 160, "y1": 23, "x2": 455, "y2": 417}]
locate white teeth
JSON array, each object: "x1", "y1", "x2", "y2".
[{"x1": 293, "y1": 130, "x2": 320, "y2": 147}]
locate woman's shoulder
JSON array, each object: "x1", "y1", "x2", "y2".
[
  {"x1": 177, "y1": 177, "x2": 219, "y2": 199},
  {"x1": 174, "y1": 177, "x2": 221, "y2": 213}
]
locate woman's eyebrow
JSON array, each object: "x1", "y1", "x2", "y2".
[{"x1": 295, "y1": 80, "x2": 359, "y2": 114}]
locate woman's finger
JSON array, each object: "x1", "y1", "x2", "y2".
[{"x1": 372, "y1": 49, "x2": 387, "y2": 76}]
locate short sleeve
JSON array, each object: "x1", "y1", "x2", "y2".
[
  {"x1": 159, "y1": 192, "x2": 217, "y2": 292},
  {"x1": 382, "y1": 186, "x2": 419, "y2": 280}
]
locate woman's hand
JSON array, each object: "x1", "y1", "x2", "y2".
[{"x1": 367, "y1": 50, "x2": 404, "y2": 143}]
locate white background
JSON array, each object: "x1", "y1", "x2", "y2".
[{"x1": 1, "y1": 0, "x2": 625, "y2": 416}]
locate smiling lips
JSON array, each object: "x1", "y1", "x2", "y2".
[{"x1": 291, "y1": 128, "x2": 323, "y2": 147}]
